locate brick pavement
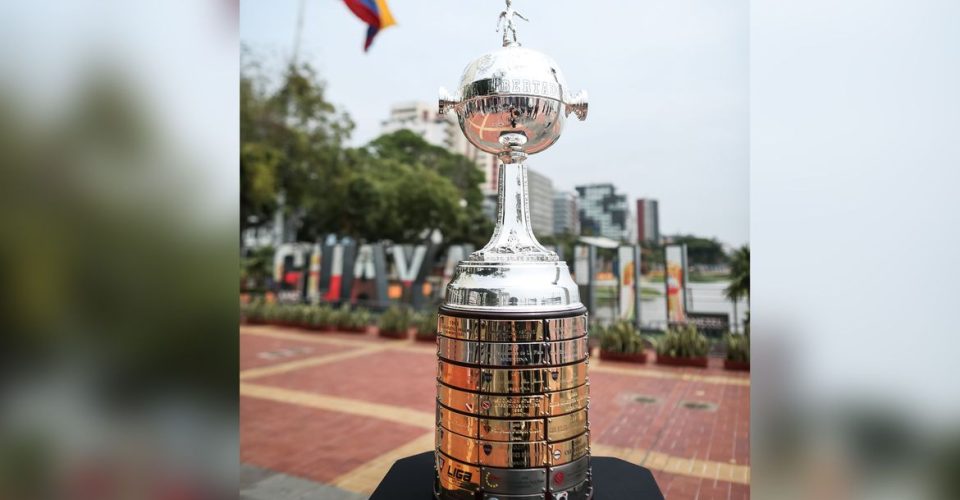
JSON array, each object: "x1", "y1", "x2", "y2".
[{"x1": 239, "y1": 325, "x2": 750, "y2": 499}]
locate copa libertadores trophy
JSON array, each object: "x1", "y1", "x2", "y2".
[{"x1": 433, "y1": 2, "x2": 591, "y2": 499}]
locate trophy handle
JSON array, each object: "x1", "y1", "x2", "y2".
[
  {"x1": 564, "y1": 89, "x2": 589, "y2": 121},
  {"x1": 438, "y1": 87, "x2": 461, "y2": 116}
]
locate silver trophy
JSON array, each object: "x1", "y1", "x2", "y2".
[{"x1": 434, "y1": 2, "x2": 591, "y2": 499}]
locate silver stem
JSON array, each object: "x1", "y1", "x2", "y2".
[{"x1": 471, "y1": 160, "x2": 554, "y2": 262}]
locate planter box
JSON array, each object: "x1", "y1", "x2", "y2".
[
  {"x1": 723, "y1": 359, "x2": 750, "y2": 371},
  {"x1": 656, "y1": 355, "x2": 709, "y2": 368},
  {"x1": 414, "y1": 331, "x2": 437, "y2": 342},
  {"x1": 378, "y1": 329, "x2": 408, "y2": 339},
  {"x1": 599, "y1": 350, "x2": 647, "y2": 364},
  {"x1": 340, "y1": 326, "x2": 369, "y2": 334}
]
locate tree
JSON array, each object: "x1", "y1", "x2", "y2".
[
  {"x1": 241, "y1": 246, "x2": 274, "y2": 292},
  {"x1": 669, "y1": 234, "x2": 729, "y2": 266},
  {"x1": 349, "y1": 130, "x2": 492, "y2": 246},
  {"x1": 241, "y1": 55, "x2": 492, "y2": 247},
  {"x1": 240, "y1": 55, "x2": 354, "y2": 233},
  {"x1": 725, "y1": 245, "x2": 750, "y2": 302}
]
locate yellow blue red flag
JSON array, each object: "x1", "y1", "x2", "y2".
[{"x1": 342, "y1": 0, "x2": 396, "y2": 52}]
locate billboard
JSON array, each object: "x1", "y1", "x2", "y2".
[
  {"x1": 618, "y1": 245, "x2": 640, "y2": 322},
  {"x1": 665, "y1": 244, "x2": 688, "y2": 323}
]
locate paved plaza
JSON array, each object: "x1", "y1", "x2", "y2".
[{"x1": 240, "y1": 325, "x2": 750, "y2": 499}]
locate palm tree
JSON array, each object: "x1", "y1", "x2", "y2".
[{"x1": 725, "y1": 245, "x2": 750, "y2": 303}]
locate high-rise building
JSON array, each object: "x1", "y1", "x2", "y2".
[
  {"x1": 381, "y1": 101, "x2": 491, "y2": 173},
  {"x1": 481, "y1": 167, "x2": 555, "y2": 238},
  {"x1": 553, "y1": 191, "x2": 580, "y2": 235},
  {"x1": 526, "y1": 168, "x2": 555, "y2": 237},
  {"x1": 575, "y1": 183, "x2": 630, "y2": 241},
  {"x1": 636, "y1": 198, "x2": 660, "y2": 243}
]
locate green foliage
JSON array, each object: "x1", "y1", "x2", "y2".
[
  {"x1": 598, "y1": 321, "x2": 646, "y2": 354},
  {"x1": 668, "y1": 235, "x2": 729, "y2": 266},
  {"x1": 724, "y1": 333, "x2": 750, "y2": 363},
  {"x1": 240, "y1": 299, "x2": 265, "y2": 322},
  {"x1": 265, "y1": 303, "x2": 309, "y2": 324},
  {"x1": 656, "y1": 324, "x2": 709, "y2": 358},
  {"x1": 304, "y1": 304, "x2": 334, "y2": 327},
  {"x1": 725, "y1": 245, "x2": 750, "y2": 302},
  {"x1": 413, "y1": 310, "x2": 438, "y2": 336},
  {"x1": 325, "y1": 307, "x2": 345, "y2": 328},
  {"x1": 241, "y1": 246, "x2": 275, "y2": 292},
  {"x1": 241, "y1": 60, "x2": 353, "y2": 232},
  {"x1": 241, "y1": 55, "x2": 492, "y2": 246},
  {"x1": 378, "y1": 306, "x2": 411, "y2": 333},
  {"x1": 339, "y1": 307, "x2": 372, "y2": 330}
]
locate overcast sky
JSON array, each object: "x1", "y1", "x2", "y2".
[{"x1": 240, "y1": 0, "x2": 748, "y2": 246}]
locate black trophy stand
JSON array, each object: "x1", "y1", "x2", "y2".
[{"x1": 370, "y1": 452, "x2": 664, "y2": 499}]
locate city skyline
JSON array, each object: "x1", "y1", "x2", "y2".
[{"x1": 240, "y1": 0, "x2": 748, "y2": 246}]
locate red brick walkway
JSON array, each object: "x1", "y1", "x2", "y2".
[{"x1": 240, "y1": 325, "x2": 750, "y2": 499}]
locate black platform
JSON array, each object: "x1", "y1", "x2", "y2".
[{"x1": 370, "y1": 452, "x2": 664, "y2": 499}]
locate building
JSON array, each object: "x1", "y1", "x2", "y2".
[
  {"x1": 553, "y1": 191, "x2": 580, "y2": 235},
  {"x1": 526, "y1": 168, "x2": 555, "y2": 237},
  {"x1": 480, "y1": 167, "x2": 556, "y2": 238},
  {"x1": 380, "y1": 101, "x2": 492, "y2": 174},
  {"x1": 636, "y1": 198, "x2": 660, "y2": 243},
  {"x1": 575, "y1": 183, "x2": 631, "y2": 241}
]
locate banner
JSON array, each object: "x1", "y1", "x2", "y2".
[
  {"x1": 665, "y1": 244, "x2": 688, "y2": 323},
  {"x1": 573, "y1": 245, "x2": 590, "y2": 285},
  {"x1": 617, "y1": 246, "x2": 640, "y2": 322}
]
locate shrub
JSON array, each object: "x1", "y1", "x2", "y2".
[
  {"x1": 724, "y1": 332, "x2": 750, "y2": 363},
  {"x1": 304, "y1": 304, "x2": 333, "y2": 328},
  {"x1": 293, "y1": 304, "x2": 312, "y2": 326},
  {"x1": 413, "y1": 310, "x2": 438, "y2": 336},
  {"x1": 241, "y1": 299, "x2": 265, "y2": 322},
  {"x1": 599, "y1": 321, "x2": 645, "y2": 354},
  {"x1": 262, "y1": 303, "x2": 281, "y2": 324},
  {"x1": 339, "y1": 307, "x2": 372, "y2": 330},
  {"x1": 275, "y1": 304, "x2": 307, "y2": 325},
  {"x1": 656, "y1": 324, "x2": 709, "y2": 358},
  {"x1": 379, "y1": 306, "x2": 411, "y2": 333},
  {"x1": 327, "y1": 307, "x2": 350, "y2": 328}
]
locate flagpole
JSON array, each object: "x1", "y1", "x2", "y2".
[{"x1": 291, "y1": 0, "x2": 306, "y2": 66}]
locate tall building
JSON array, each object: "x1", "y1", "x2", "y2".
[
  {"x1": 526, "y1": 168, "x2": 555, "y2": 237},
  {"x1": 636, "y1": 198, "x2": 660, "y2": 243},
  {"x1": 481, "y1": 167, "x2": 555, "y2": 238},
  {"x1": 381, "y1": 101, "x2": 491, "y2": 173},
  {"x1": 575, "y1": 183, "x2": 630, "y2": 241},
  {"x1": 553, "y1": 191, "x2": 580, "y2": 235}
]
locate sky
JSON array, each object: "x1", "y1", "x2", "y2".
[{"x1": 240, "y1": 0, "x2": 748, "y2": 246}]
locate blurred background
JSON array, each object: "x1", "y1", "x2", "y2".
[
  {"x1": 0, "y1": 1, "x2": 238, "y2": 499},
  {"x1": 0, "y1": 0, "x2": 955, "y2": 499},
  {"x1": 752, "y1": 1, "x2": 960, "y2": 499}
]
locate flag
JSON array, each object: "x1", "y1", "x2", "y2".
[{"x1": 342, "y1": 0, "x2": 396, "y2": 52}]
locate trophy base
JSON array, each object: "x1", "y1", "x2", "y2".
[
  {"x1": 435, "y1": 477, "x2": 593, "y2": 500},
  {"x1": 370, "y1": 452, "x2": 665, "y2": 500},
  {"x1": 434, "y1": 307, "x2": 592, "y2": 500}
]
